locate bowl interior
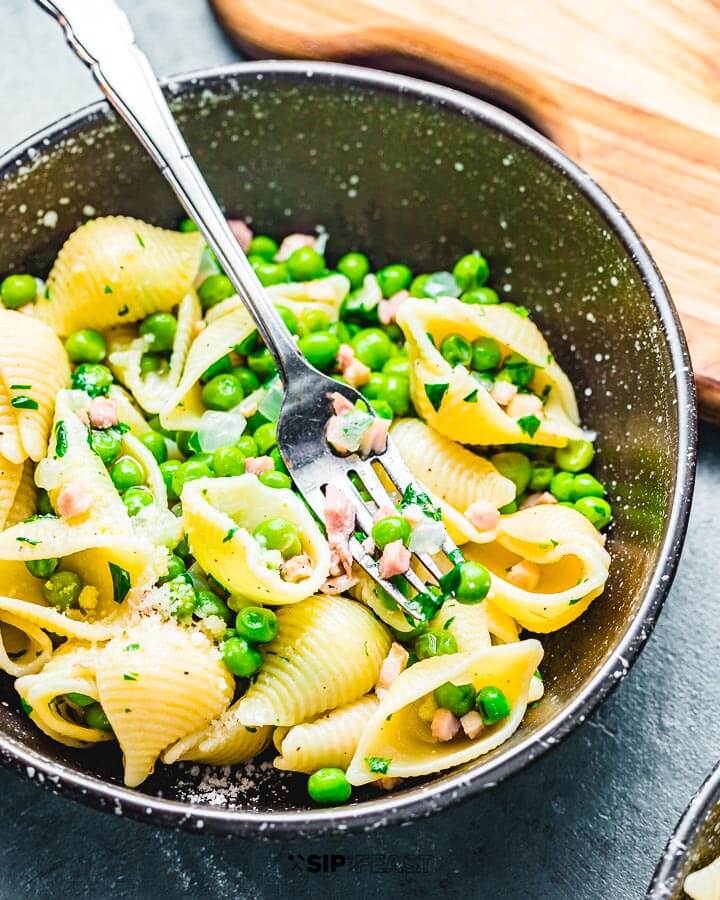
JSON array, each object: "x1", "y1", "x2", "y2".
[{"x1": 0, "y1": 64, "x2": 691, "y2": 831}]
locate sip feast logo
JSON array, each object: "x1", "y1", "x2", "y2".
[
  {"x1": 284, "y1": 851, "x2": 435, "y2": 874},
  {"x1": 287, "y1": 853, "x2": 345, "y2": 873}
]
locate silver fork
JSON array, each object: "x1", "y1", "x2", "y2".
[{"x1": 37, "y1": 0, "x2": 463, "y2": 620}]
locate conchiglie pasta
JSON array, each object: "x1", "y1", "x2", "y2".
[
  {"x1": 684, "y1": 857, "x2": 720, "y2": 900},
  {"x1": 0, "y1": 311, "x2": 70, "y2": 463},
  {"x1": 107, "y1": 291, "x2": 201, "y2": 414},
  {"x1": 465, "y1": 504, "x2": 611, "y2": 633},
  {"x1": 236, "y1": 594, "x2": 391, "y2": 727},
  {"x1": 37, "y1": 217, "x2": 204, "y2": 335},
  {"x1": 346, "y1": 640, "x2": 543, "y2": 785},
  {"x1": 95, "y1": 617, "x2": 234, "y2": 786},
  {"x1": 0, "y1": 456, "x2": 23, "y2": 530},
  {"x1": 273, "y1": 694, "x2": 379, "y2": 773},
  {"x1": 182, "y1": 475, "x2": 330, "y2": 604},
  {"x1": 163, "y1": 704, "x2": 272, "y2": 766},
  {"x1": 397, "y1": 298, "x2": 583, "y2": 447},
  {"x1": 390, "y1": 418, "x2": 515, "y2": 543},
  {"x1": 265, "y1": 273, "x2": 350, "y2": 320},
  {"x1": 5, "y1": 461, "x2": 37, "y2": 528}
]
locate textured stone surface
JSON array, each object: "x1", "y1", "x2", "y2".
[{"x1": 0, "y1": 2, "x2": 712, "y2": 898}]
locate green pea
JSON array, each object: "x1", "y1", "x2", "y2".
[
  {"x1": 201, "y1": 373, "x2": 244, "y2": 411},
  {"x1": 455, "y1": 560, "x2": 491, "y2": 604},
  {"x1": 370, "y1": 399, "x2": 394, "y2": 420},
  {"x1": 1, "y1": 274, "x2": 37, "y2": 309},
  {"x1": 110, "y1": 456, "x2": 144, "y2": 492},
  {"x1": 213, "y1": 446, "x2": 246, "y2": 477},
  {"x1": 139, "y1": 312, "x2": 177, "y2": 353},
  {"x1": 231, "y1": 366, "x2": 261, "y2": 395},
  {"x1": 122, "y1": 486, "x2": 153, "y2": 516},
  {"x1": 221, "y1": 635, "x2": 263, "y2": 677},
  {"x1": 139, "y1": 431, "x2": 168, "y2": 463},
  {"x1": 362, "y1": 372, "x2": 410, "y2": 416},
  {"x1": 328, "y1": 320, "x2": 351, "y2": 344},
  {"x1": 414, "y1": 629, "x2": 458, "y2": 660},
  {"x1": 371, "y1": 515, "x2": 410, "y2": 550},
  {"x1": 146, "y1": 416, "x2": 173, "y2": 440},
  {"x1": 337, "y1": 252, "x2": 370, "y2": 289},
  {"x1": 37, "y1": 490, "x2": 53, "y2": 516},
  {"x1": 139, "y1": 353, "x2": 167, "y2": 377},
  {"x1": 158, "y1": 553, "x2": 186, "y2": 584},
  {"x1": 307, "y1": 768, "x2": 352, "y2": 805},
  {"x1": 476, "y1": 686, "x2": 511, "y2": 724},
  {"x1": 549, "y1": 471, "x2": 575, "y2": 502},
  {"x1": 287, "y1": 246, "x2": 325, "y2": 281},
  {"x1": 275, "y1": 304, "x2": 298, "y2": 335},
  {"x1": 195, "y1": 589, "x2": 233, "y2": 624},
  {"x1": 298, "y1": 308, "x2": 331, "y2": 336},
  {"x1": 571, "y1": 473, "x2": 605, "y2": 500},
  {"x1": 43, "y1": 570, "x2": 83, "y2": 609},
  {"x1": 529, "y1": 464, "x2": 555, "y2": 492},
  {"x1": 64, "y1": 328, "x2": 106, "y2": 364},
  {"x1": 259, "y1": 470, "x2": 291, "y2": 490},
  {"x1": 461, "y1": 287, "x2": 499, "y2": 305},
  {"x1": 254, "y1": 422, "x2": 277, "y2": 455},
  {"x1": 254, "y1": 260, "x2": 289, "y2": 287},
  {"x1": 298, "y1": 332, "x2": 340, "y2": 371},
  {"x1": 433, "y1": 682, "x2": 476, "y2": 717},
  {"x1": 452, "y1": 252, "x2": 489, "y2": 291},
  {"x1": 269, "y1": 446, "x2": 288, "y2": 474},
  {"x1": 555, "y1": 439, "x2": 595, "y2": 473},
  {"x1": 236, "y1": 435, "x2": 259, "y2": 458},
  {"x1": 409, "y1": 274, "x2": 431, "y2": 298},
  {"x1": 25, "y1": 557, "x2": 59, "y2": 579},
  {"x1": 159, "y1": 459, "x2": 182, "y2": 497},
  {"x1": 351, "y1": 328, "x2": 394, "y2": 371},
  {"x1": 440, "y1": 333, "x2": 473, "y2": 368},
  {"x1": 382, "y1": 356, "x2": 410, "y2": 378},
  {"x1": 377, "y1": 264, "x2": 413, "y2": 298},
  {"x1": 71, "y1": 363, "x2": 113, "y2": 398},
  {"x1": 246, "y1": 410, "x2": 270, "y2": 434},
  {"x1": 235, "y1": 330, "x2": 258, "y2": 357},
  {"x1": 490, "y1": 451, "x2": 532, "y2": 495},
  {"x1": 85, "y1": 703, "x2": 112, "y2": 732},
  {"x1": 471, "y1": 337, "x2": 502, "y2": 372},
  {"x1": 67, "y1": 692, "x2": 95, "y2": 707},
  {"x1": 247, "y1": 346, "x2": 278, "y2": 380},
  {"x1": 166, "y1": 575, "x2": 197, "y2": 618},
  {"x1": 200, "y1": 354, "x2": 232, "y2": 384},
  {"x1": 235, "y1": 605, "x2": 279, "y2": 643},
  {"x1": 253, "y1": 518, "x2": 302, "y2": 558},
  {"x1": 179, "y1": 217, "x2": 198, "y2": 232},
  {"x1": 501, "y1": 352, "x2": 536, "y2": 387},
  {"x1": 499, "y1": 499, "x2": 518, "y2": 514},
  {"x1": 248, "y1": 235, "x2": 278, "y2": 260},
  {"x1": 574, "y1": 496, "x2": 612, "y2": 529},
  {"x1": 171, "y1": 459, "x2": 213, "y2": 498},
  {"x1": 88, "y1": 427, "x2": 123, "y2": 466}
]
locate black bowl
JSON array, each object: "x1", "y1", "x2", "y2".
[
  {"x1": 648, "y1": 764, "x2": 720, "y2": 898},
  {"x1": 0, "y1": 61, "x2": 695, "y2": 837}
]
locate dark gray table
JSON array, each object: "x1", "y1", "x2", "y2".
[{"x1": 0, "y1": 3, "x2": 714, "y2": 898}]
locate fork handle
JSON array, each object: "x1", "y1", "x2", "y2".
[{"x1": 36, "y1": 0, "x2": 305, "y2": 381}]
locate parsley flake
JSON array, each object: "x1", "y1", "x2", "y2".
[
  {"x1": 135, "y1": 232, "x2": 145, "y2": 248},
  {"x1": 223, "y1": 528, "x2": 238, "y2": 544},
  {"x1": 16, "y1": 536, "x2": 40, "y2": 546},
  {"x1": 424, "y1": 382, "x2": 449, "y2": 412},
  {"x1": 463, "y1": 389, "x2": 479, "y2": 403},
  {"x1": 104, "y1": 284, "x2": 113, "y2": 294},
  {"x1": 10, "y1": 384, "x2": 31, "y2": 390},
  {"x1": 54, "y1": 420, "x2": 68, "y2": 458},
  {"x1": 11, "y1": 395, "x2": 38, "y2": 410},
  {"x1": 117, "y1": 304, "x2": 129, "y2": 317},
  {"x1": 365, "y1": 756, "x2": 391, "y2": 775},
  {"x1": 109, "y1": 562, "x2": 131, "y2": 604},
  {"x1": 20, "y1": 699, "x2": 32, "y2": 716},
  {"x1": 123, "y1": 672, "x2": 139, "y2": 681},
  {"x1": 517, "y1": 414, "x2": 541, "y2": 438},
  {"x1": 124, "y1": 643, "x2": 140, "y2": 652}
]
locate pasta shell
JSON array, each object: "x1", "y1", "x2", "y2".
[
  {"x1": 0, "y1": 311, "x2": 70, "y2": 462},
  {"x1": 236, "y1": 595, "x2": 391, "y2": 727},
  {"x1": 182, "y1": 474, "x2": 331, "y2": 605},
  {"x1": 163, "y1": 705, "x2": 272, "y2": 766},
  {"x1": 95, "y1": 617, "x2": 234, "y2": 786},
  {"x1": 396, "y1": 298, "x2": 583, "y2": 447},
  {"x1": 465, "y1": 504, "x2": 611, "y2": 633},
  {"x1": 37, "y1": 216, "x2": 204, "y2": 335},
  {"x1": 0, "y1": 455, "x2": 23, "y2": 530},
  {"x1": 5, "y1": 461, "x2": 37, "y2": 528},
  {"x1": 685, "y1": 857, "x2": 720, "y2": 900},
  {"x1": 346, "y1": 640, "x2": 543, "y2": 785}
]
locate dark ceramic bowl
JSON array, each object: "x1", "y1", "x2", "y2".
[
  {"x1": 648, "y1": 764, "x2": 720, "y2": 898},
  {"x1": 0, "y1": 61, "x2": 695, "y2": 837}
]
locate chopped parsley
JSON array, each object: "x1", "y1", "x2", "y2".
[
  {"x1": 352, "y1": 530, "x2": 366, "y2": 543},
  {"x1": 568, "y1": 596, "x2": 583, "y2": 606},
  {"x1": 10, "y1": 384, "x2": 31, "y2": 390},
  {"x1": 463, "y1": 389, "x2": 478, "y2": 403},
  {"x1": 546, "y1": 354, "x2": 554, "y2": 365},
  {"x1": 11, "y1": 395, "x2": 38, "y2": 410},
  {"x1": 365, "y1": 756, "x2": 391, "y2": 775},
  {"x1": 541, "y1": 384, "x2": 552, "y2": 402},
  {"x1": 117, "y1": 304, "x2": 129, "y2": 317},
  {"x1": 103, "y1": 285, "x2": 113, "y2": 294},
  {"x1": 124, "y1": 643, "x2": 140, "y2": 652},
  {"x1": 16, "y1": 536, "x2": 40, "y2": 546},
  {"x1": 400, "y1": 483, "x2": 442, "y2": 521},
  {"x1": 109, "y1": 562, "x2": 131, "y2": 604},
  {"x1": 424, "y1": 382, "x2": 449, "y2": 412},
  {"x1": 20, "y1": 699, "x2": 32, "y2": 716},
  {"x1": 135, "y1": 232, "x2": 145, "y2": 248},
  {"x1": 54, "y1": 420, "x2": 68, "y2": 457},
  {"x1": 44, "y1": 286, "x2": 51, "y2": 300},
  {"x1": 517, "y1": 414, "x2": 541, "y2": 438},
  {"x1": 223, "y1": 527, "x2": 238, "y2": 544},
  {"x1": 123, "y1": 672, "x2": 139, "y2": 681},
  {"x1": 443, "y1": 616, "x2": 456, "y2": 631},
  {"x1": 244, "y1": 726, "x2": 257, "y2": 733}
]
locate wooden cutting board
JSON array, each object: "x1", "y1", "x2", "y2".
[{"x1": 212, "y1": 0, "x2": 720, "y2": 421}]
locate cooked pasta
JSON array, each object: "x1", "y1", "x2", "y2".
[
  {"x1": 685, "y1": 856, "x2": 720, "y2": 900},
  {"x1": 0, "y1": 218, "x2": 614, "y2": 800}
]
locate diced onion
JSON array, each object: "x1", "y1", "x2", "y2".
[
  {"x1": 257, "y1": 375, "x2": 284, "y2": 422},
  {"x1": 197, "y1": 410, "x2": 247, "y2": 451},
  {"x1": 408, "y1": 520, "x2": 446, "y2": 554}
]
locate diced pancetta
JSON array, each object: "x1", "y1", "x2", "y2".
[
  {"x1": 378, "y1": 539, "x2": 411, "y2": 579},
  {"x1": 431, "y1": 708, "x2": 461, "y2": 742}
]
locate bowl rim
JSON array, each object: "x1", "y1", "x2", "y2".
[
  {"x1": 0, "y1": 59, "x2": 697, "y2": 838},
  {"x1": 647, "y1": 762, "x2": 720, "y2": 898}
]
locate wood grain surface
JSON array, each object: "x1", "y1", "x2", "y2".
[{"x1": 212, "y1": 0, "x2": 720, "y2": 419}]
